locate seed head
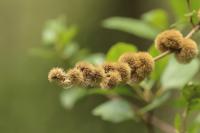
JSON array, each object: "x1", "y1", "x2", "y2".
[
  {"x1": 118, "y1": 52, "x2": 139, "y2": 71},
  {"x1": 48, "y1": 67, "x2": 66, "y2": 85},
  {"x1": 100, "y1": 71, "x2": 122, "y2": 89},
  {"x1": 155, "y1": 29, "x2": 183, "y2": 52},
  {"x1": 175, "y1": 38, "x2": 198, "y2": 63},
  {"x1": 115, "y1": 62, "x2": 131, "y2": 82},
  {"x1": 101, "y1": 62, "x2": 116, "y2": 73},
  {"x1": 66, "y1": 68, "x2": 84, "y2": 86},
  {"x1": 131, "y1": 52, "x2": 154, "y2": 82},
  {"x1": 75, "y1": 61, "x2": 104, "y2": 87}
]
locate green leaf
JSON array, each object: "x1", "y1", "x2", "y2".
[
  {"x1": 103, "y1": 17, "x2": 159, "y2": 39},
  {"x1": 58, "y1": 25, "x2": 78, "y2": 48},
  {"x1": 62, "y1": 43, "x2": 79, "y2": 59},
  {"x1": 149, "y1": 45, "x2": 169, "y2": 80},
  {"x1": 142, "y1": 9, "x2": 169, "y2": 30},
  {"x1": 88, "y1": 86, "x2": 133, "y2": 97},
  {"x1": 106, "y1": 42, "x2": 137, "y2": 61},
  {"x1": 83, "y1": 53, "x2": 105, "y2": 65},
  {"x1": 182, "y1": 83, "x2": 200, "y2": 111},
  {"x1": 42, "y1": 17, "x2": 66, "y2": 45},
  {"x1": 169, "y1": 0, "x2": 188, "y2": 20},
  {"x1": 92, "y1": 98, "x2": 134, "y2": 123},
  {"x1": 161, "y1": 57, "x2": 199, "y2": 90},
  {"x1": 139, "y1": 92, "x2": 170, "y2": 114},
  {"x1": 60, "y1": 88, "x2": 87, "y2": 109}
]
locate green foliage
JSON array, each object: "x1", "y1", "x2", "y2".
[
  {"x1": 106, "y1": 42, "x2": 137, "y2": 61},
  {"x1": 103, "y1": 17, "x2": 159, "y2": 39},
  {"x1": 38, "y1": 1, "x2": 200, "y2": 132},
  {"x1": 141, "y1": 9, "x2": 169, "y2": 29},
  {"x1": 161, "y1": 57, "x2": 199, "y2": 90},
  {"x1": 92, "y1": 98, "x2": 135, "y2": 123},
  {"x1": 60, "y1": 88, "x2": 87, "y2": 109},
  {"x1": 182, "y1": 83, "x2": 200, "y2": 111},
  {"x1": 139, "y1": 92, "x2": 170, "y2": 114}
]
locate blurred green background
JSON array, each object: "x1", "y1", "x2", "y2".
[{"x1": 0, "y1": 0, "x2": 168, "y2": 133}]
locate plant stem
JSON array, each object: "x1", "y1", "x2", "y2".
[
  {"x1": 153, "y1": 51, "x2": 171, "y2": 61},
  {"x1": 145, "y1": 111, "x2": 155, "y2": 133},
  {"x1": 180, "y1": 108, "x2": 189, "y2": 133},
  {"x1": 153, "y1": 23, "x2": 200, "y2": 62}
]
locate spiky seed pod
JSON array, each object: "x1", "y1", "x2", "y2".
[
  {"x1": 175, "y1": 38, "x2": 198, "y2": 63},
  {"x1": 101, "y1": 62, "x2": 116, "y2": 73},
  {"x1": 155, "y1": 29, "x2": 183, "y2": 52},
  {"x1": 75, "y1": 61, "x2": 104, "y2": 87},
  {"x1": 100, "y1": 71, "x2": 122, "y2": 89},
  {"x1": 48, "y1": 67, "x2": 67, "y2": 86},
  {"x1": 65, "y1": 68, "x2": 84, "y2": 86},
  {"x1": 132, "y1": 52, "x2": 155, "y2": 82},
  {"x1": 115, "y1": 62, "x2": 131, "y2": 82},
  {"x1": 91, "y1": 67, "x2": 105, "y2": 86},
  {"x1": 118, "y1": 52, "x2": 142, "y2": 83},
  {"x1": 118, "y1": 52, "x2": 138, "y2": 71}
]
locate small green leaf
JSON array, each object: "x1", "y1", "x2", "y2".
[
  {"x1": 142, "y1": 9, "x2": 169, "y2": 30},
  {"x1": 92, "y1": 98, "x2": 134, "y2": 123},
  {"x1": 60, "y1": 88, "x2": 87, "y2": 109},
  {"x1": 62, "y1": 43, "x2": 79, "y2": 59},
  {"x1": 182, "y1": 83, "x2": 200, "y2": 111},
  {"x1": 58, "y1": 25, "x2": 78, "y2": 48},
  {"x1": 103, "y1": 17, "x2": 159, "y2": 39},
  {"x1": 149, "y1": 45, "x2": 169, "y2": 80},
  {"x1": 83, "y1": 53, "x2": 105, "y2": 65},
  {"x1": 161, "y1": 57, "x2": 199, "y2": 90},
  {"x1": 42, "y1": 17, "x2": 66, "y2": 45},
  {"x1": 106, "y1": 42, "x2": 137, "y2": 61},
  {"x1": 139, "y1": 92, "x2": 170, "y2": 114}
]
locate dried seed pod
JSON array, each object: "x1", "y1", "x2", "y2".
[
  {"x1": 66, "y1": 68, "x2": 84, "y2": 86},
  {"x1": 118, "y1": 52, "x2": 139, "y2": 71},
  {"x1": 155, "y1": 29, "x2": 183, "y2": 52},
  {"x1": 115, "y1": 62, "x2": 131, "y2": 82},
  {"x1": 75, "y1": 61, "x2": 104, "y2": 87},
  {"x1": 48, "y1": 67, "x2": 66, "y2": 85},
  {"x1": 131, "y1": 52, "x2": 154, "y2": 82},
  {"x1": 101, "y1": 62, "x2": 116, "y2": 73},
  {"x1": 175, "y1": 38, "x2": 198, "y2": 63},
  {"x1": 100, "y1": 71, "x2": 122, "y2": 89}
]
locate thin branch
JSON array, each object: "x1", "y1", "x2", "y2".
[
  {"x1": 153, "y1": 51, "x2": 171, "y2": 61},
  {"x1": 150, "y1": 115, "x2": 177, "y2": 133}
]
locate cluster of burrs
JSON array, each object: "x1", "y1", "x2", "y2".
[{"x1": 48, "y1": 29, "x2": 198, "y2": 89}]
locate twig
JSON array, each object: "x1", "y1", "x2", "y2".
[
  {"x1": 150, "y1": 115, "x2": 177, "y2": 133},
  {"x1": 180, "y1": 108, "x2": 189, "y2": 133}
]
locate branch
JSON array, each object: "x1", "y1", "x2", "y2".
[{"x1": 153, "y1": 23, "x2": 200, "y2": 61}]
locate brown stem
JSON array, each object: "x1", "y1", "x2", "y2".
[
  {"x1": 153, "y1": 51, "x2": 171, "y2": 61},
  {"x1": 150, "y1": 115, "x2": 177, "y2": 133},
  {"x1": 180, "y1": 108, "x2": 189, "y2": 133},
  {"x1": 153, "y1": 23, "x2": 200, "y2": 62},
  {"x1": 145, "y1": 111, "x2": 155, "y2": 133}
]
